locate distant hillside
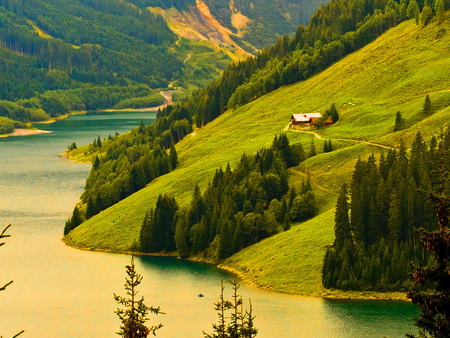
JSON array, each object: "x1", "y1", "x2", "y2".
[
  {"x1": 0, "y1": 0, "x2": 325, "y2": 126},
  {"x1": 65, "y1": 13, "x2": 450, "y2": 296}
]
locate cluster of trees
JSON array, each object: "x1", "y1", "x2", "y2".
[
  {"x1": 64, "y1": 124, "x2": 180, "y2": 235},
  {"x1": 322, "y1": 131, "x2": 449, "y2": 291},
  {"x1": 114, "y1": 257, "x2": 257, "y2": 338},
  {"x1": 139, "y1": 134, "x2": 318, "y2": 261},
  {"x1": 0, "y1": 84, "x2": 164, "y2": 123}
]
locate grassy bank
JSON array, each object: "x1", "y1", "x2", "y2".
[{"x1": 65, "y1": 17, "x2": 450, "y2": 297}]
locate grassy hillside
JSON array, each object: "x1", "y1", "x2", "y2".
[{"x1": 65, "y1": 16, "x2": 450, "y2": 296}]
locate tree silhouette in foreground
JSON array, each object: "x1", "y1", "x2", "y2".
[
  {"x1": 114, "y1": 257, "x2": 163, "y2": 337},
  {"x1": 203, "y1": 279, "x2": 257, "y2": 338},
  {"x1": 0, "y1": 225, "x2": 24, "y2": 338},
  {"x1": 407, "y1": 132, "x2": 450, "y2": 338}
]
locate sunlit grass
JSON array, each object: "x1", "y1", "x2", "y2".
[{"x1": 66, "y1": 16, "x2": 450, "y2": 296}]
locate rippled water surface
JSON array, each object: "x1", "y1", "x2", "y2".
[{"x1": 0, "y1": 113, "x2": 417, "y2": 337}]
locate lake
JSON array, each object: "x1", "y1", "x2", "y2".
[{"x1": 0, "y1": 112, "x2": 417, "y2": 337}]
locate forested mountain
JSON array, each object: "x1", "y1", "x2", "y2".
[{"x1": 0, "y1": 0, "x2": 324, "y2": 130}]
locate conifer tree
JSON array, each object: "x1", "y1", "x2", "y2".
[
  {"x1": 169, "y1": 143, "x2": 178, "y2": 170},
  {"x1": 407, "y1": 0, "x2": 420, "y2": 24},
  {"x1": 420, "y1": 0, "x2": 434, "y2": 26},
  {"x1": 423, "y1": 94, "x2": 433, "y2": 115},
  {"x1": 393, "y1": 111, "x2": 406, "y2": 131},
  {"x1": 329, "y1": 103, "x2": 339, "y2": 123},
  {"x1": 435, "y1": 0, "x2": 445, "y2": 24},
  {"x1": 308, "y1": 138, "x2": 316, "y2": 157},
  {"x1": 114, "y1": 256, "x2": 163, "y2": 338},
  {"x1": 407, "y1": 133, "x2": 450, "y2": 338},
  {"x1": 203, "y1": 279, "x2": 257, "y2": 338},
  {"x1": 334, "y1": 184, "x2": 351, "y2": 249}
]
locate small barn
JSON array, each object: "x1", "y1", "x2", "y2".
[
  {"x1": 290, "y1": 113, "x2": 322, "y2": 126},
  {"x1": 324, "y1": 116, "x2": 334, "y2": 126}
]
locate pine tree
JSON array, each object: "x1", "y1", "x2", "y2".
[
  {"x1": 169, "y1": 143, "x2": 178, "y2": 170},
  {"x1": 114, "y1": 257, "x2": 163, "y2": 338},
  {"x1": 334, "y1": 184, "x2": 352, "y2": 249},
  {"x1": 308, "y1": 138, "x2": 316, "y2": 158},
  {"x1": 393, "y1": 111, "x2": 406, "y2": 132},
  {"x1": 420, "y1": 0, "x2": 434, "y2": 26},
  {"x1": 407, "y1": 0, "x2": 420, "y2": 24},
  {"x1": 407, "y1": 134, "x2": 450, "y2": 338},
  {"x1": 435, "y1": 0, "x2": 445, "y2": 24},
  {"x1": 423, "y1": 94, "x2": 433, "y2": 115},
  {"x1": 329, "y1": 103, "x2": 339, "y2": 123},
  {"x1": 203, "y1": 279, "x2": 257, "y2": 338}
]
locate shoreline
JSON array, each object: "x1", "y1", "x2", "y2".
[
  {"x1": 62, "y1": 237, "x2": 408, "y2": 301},
  {"x1": 0, "y1": 128, "x2": 53, "y2": 138}
]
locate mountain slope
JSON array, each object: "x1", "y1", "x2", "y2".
[{"x1": 65, "y1": 16, "x2": 450, "y2": 294}]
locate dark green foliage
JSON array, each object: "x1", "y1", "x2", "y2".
[
  {"x1": 64, "y1": 205, "x2": 83, "y2": 235},
  {"x1": 393, "y1": 111, "x2": 406, "y2": 132},
  {"x1": 323, "y1": 139, "x2": 333, "y2": 153},
  {"x1": 407, "y1": 0, "x2": 420, "y2": 25},
  {"x1": 114, "y1": 257, "x2": 163, "y2": 338},
  {"x1": 327, "y1": 103, "x2": 339, "y2": 123},
  {"x1": 142, "y1": 134, "x2": 314, "y2": 260},
  {"x1": 169, "y1": 143, "x2": 178, "y2": 170},
  {"x1": 435, "y1": 0, "x2": 445, "y2": 24},
  {"x1": 68, "y1": 142, "x2": 77, "y2": 150},
  {"x1": 0, "y1": 225, "x2": 25, "y2": 338},
  {"x1": 420, "y1": 0, "x2": 434, "y2": 26},
  {"x1": 322, "y1": 131, "x2": 448, "y2": 291},
  {"x1": 423, "y1": 94, "x2": 433, "y2": 115},
  {"x1": 308, "y1": 138, "x2": 317, "y2": 158},
  {"x1": 203, "y1": 279, "x2": 257, "y2": 338},
  {"x1": 140, "y1": 194, "x2": 178, "y2": 253},
  {"x1": 407, "y1": 132, "x2": 450, "y2": 338}
]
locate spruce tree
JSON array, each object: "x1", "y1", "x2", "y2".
[
  {"x1": 308, "y1": 138, "x2": 316, "y2": 157},
  {"x1": 329, "y1": 103, "x2": 339, "y2": 123},
  {"x1": 407, "y1": 134, "x2": 450, "y2": 338},
  {"x1": 334, "y1": 184, "x2": 352, "y2": 249},
  {"x1": 407, "y1": 0, "x2": 420, "y2": 24},
  {"x1": 420, "y1": 0, "x2": 434, "y2": 26},
  {"x1": 423, "y1": 94, "x2": 433, "y2": 115},
  {"x1": 394, "y1": 111, "x2": 406, "y2": 132},
  {"x1": 435, "y1": 0, "x2": 445, "y2": 24},
  {"x1": 114, "y1": 257, "x2": 163, "y2": 338},
  {"x1": 169, "y1": 143, "x2": 178, "y2": 170}
]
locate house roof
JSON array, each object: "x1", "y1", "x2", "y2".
[{"x1": 291, "y1": 113, "x2": 322, "y2": 123}]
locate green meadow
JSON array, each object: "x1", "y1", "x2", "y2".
[{"x1": 65, "y1": 16, "x2": 450, "y2": 297}]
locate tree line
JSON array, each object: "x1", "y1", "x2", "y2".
[
  {"x1": 322, "y1": 130, "x2": 449, "y2": 291},
  {"x1": 64, "y1": 123, "x2": 180, "y2": 235},
  {"x1": 139, "y1": 134, "x2": 318, "y2": 261}
]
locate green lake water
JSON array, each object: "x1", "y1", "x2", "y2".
[{"x1": 0, "y1": 112, "x2": 418, "y2": 337}]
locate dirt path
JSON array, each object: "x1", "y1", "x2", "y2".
[{"x1": 287, "y1": 126, "x2": 392, "y2": 150}]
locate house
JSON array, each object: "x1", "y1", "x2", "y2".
[
  {"x1": 290, "y1": 113, "x2": 322, "y2": 126},
  {"x1": 324, "y1": 116, "x2": 334, "y2": 126}
]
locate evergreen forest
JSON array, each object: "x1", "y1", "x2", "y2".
[{"x1": 323, "y1": 131, "x2": 449, "y2": 291}]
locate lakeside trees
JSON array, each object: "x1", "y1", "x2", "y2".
[
  {"x1": 322, "y1": 131, "x2": 450, "y2": 292},
  {"x1": 203, "y1": 279, "x2": 258, "y2": 338},
  {"x1": 406, "y1": 131, "x2": 450, "y2": 338},
  {"x1": 139, "y1": 134, "x2": 316, "y2": 261}
]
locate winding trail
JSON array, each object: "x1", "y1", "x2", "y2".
[{"x1": 285, "y1": 123, "x2": 392, "y2": 150}]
